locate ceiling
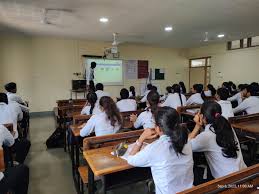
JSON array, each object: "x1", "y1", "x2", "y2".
[{"x1": 0, "y1": 0, "x2": 259, "y2": 48}]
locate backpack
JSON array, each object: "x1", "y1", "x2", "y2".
[{"x1": 46, "y1": 127, "x2": 64, "y2": 149}]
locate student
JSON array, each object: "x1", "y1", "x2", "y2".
[
  {"x1": 116, "y1": 88, "x2": 137, "y2": 112},
  {"x1": 189, "y1": 101, "x2": 246, "y2": 178},
  {"x1": 233, "y1": 84, "x2": 259, "y2": 115},
  {"x1": 162, "y1": 84, "x2": 186, "y2": 109},
  {"x1": 186, "y1": 84, "x2": 205, "y2": 105},
  {"x1": 0, "y1": 124, "x2": 29, "y2": 194},
  {"x1": 129, "y1": 86, "x2": 137, "y2": 98},
  {"x1": 179, "y1": 81, "x2": 187, "y2": 94},
  {"x1": 227, "y1": 84, "x2": 248, "y2": 105},
  {"x1": 87, "y1": 61, "x2": 97, "y2": 86},
  {"x1": 127, "y1": 107, "x2": 193, "y2": 194},
  {"x1": 216, "y1": 88, "x2": 234, "y2": 119},
  {"x1": 204, "y1": 84, "x2": 216, "y2": 97},
  {"x1": 80, "y1": 96, "x2": 122, "y2": 137},
  {"x1": 140, "y1": 83, "x2": 152, "y2": 103},
  {"x1": 160, "y1": 86, "x2": 172, "y2": 101},
  {"x1": 130, "y1": 91, "x2": 160, "y2": 129},
  {"x1": 0, "y1": 93, "x2": 30, "y2": 164},
  {"x1": 95, "y1": 83, "x2": 110, "y2": 100},
  {"x1": 81, "y1": 92, "x2": 101, "y2": 115}
]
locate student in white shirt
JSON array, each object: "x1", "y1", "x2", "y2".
[
  {"x1": 81, "y1": 92, "x2": 101, "y2": 115},
  {"x1": 86, "y1": 62, "x2": 96, "y2": 90},
  {"x1": 216, "y1": 88, "x2": 234, "y2": 119},
  {"x1": 204, "y1": 84, "x2": 216, "y2": 97},
  {"x1": 116, "y1": 88, "x2": 137, "y2": 112},
  {"x1": 140, "y1": 83, "x2": 153, "y2": 103},
  {"x1": 80, "y1": 96, "x2": 122, "y2": 137},
  {"x1": 95, "y1": 83, "x2": 110, "y2": 100},
  {"x1": 127, "y1": 107, "x2": 194, "y2": 194},
  {"x1": 186, "y1": 84, "x2": 205, "y2": 105},
  {"x1": 189, "y1": 101, "x2": 246, "y2": 179},
  {"x1": 227, "y1": 84, "x2": 248, "y2": 105},
  {"x1": 130, "y1": 91, "x2": 160, "y2": 129},
  {"x1": 233, "y1": 84, "x2": 259, "y2": 115},
  {"x1": 179, "y1": 81, "x2": 187, "y2": 94},
  {"x1": 0, "y1": 93, "x2": 31, "y2": 164},
  {"x1": 129, "y1": 86, "x2": 137, "y2": 98},
  {"x1": 162, "y1": 84, "x2": 186, "y2": 109},
  {"x1": 160, "y1": 86, "x2": 172, "y2": 101}
]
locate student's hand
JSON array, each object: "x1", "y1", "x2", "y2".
[
  {"x1": 139, "y1": 128, "x2": 158, "y2": 143},
  {"x1": 78, "y1": 123, "x2": 86, "y2": 129},
  {"x1": 193, "y1": 113, "x2": 203, "y2": 127},
  {"x1": 130, "y1": 114, "x2": 137, "y2": 122},
  {"x1": 11, "y1": 130, "x2": 16, "y2": 137}
]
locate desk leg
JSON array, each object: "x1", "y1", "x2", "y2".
[
  {"x1": 100, "y1": 176, "x2": 107, "y2": 194},
  {"x1": 88, "y1": 165, "x2": 94, "y2": 194},
  {"x1": 71, "y1": 134, "x2": 75, "y2": 176}
]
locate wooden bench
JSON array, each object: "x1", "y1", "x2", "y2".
[
  {"x1": 178, "y1": 164, "x2": 259, "y2": 194},
  {"x1": 0, "y1": 149, "x2": 5, "y2": 172},
  {"x1": 56, "y1": 99, "x2": 86, "y2": 107},
  {"x1": 120, "y1": 110, "x2": 143, "y2": 130}
]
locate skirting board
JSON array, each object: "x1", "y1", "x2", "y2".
[{"x1": 30, "y1": 111, "x2": 54, "y2": 118}]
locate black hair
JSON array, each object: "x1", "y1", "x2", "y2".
[
  {"x1": 151, "y1": 86, "x2": 157, "y2": 92},
  {"x1": 120, "y1": 88, "x2": 129, "y2": 99},
  {"x1": 216, "y1": 88, "x2": 229, "y2": 100},
  {"x1": 239, "y1": 84, "x2": 248, "y2": 91},
  {"x1": 201, "y1": 101, "x2": 239, "y2": 158},
  {"x1": 129, "y1": 86, "x2": 136, "y2": 97},
  {"x1": 87, "y1": 92, "x2": 97, "y2": 114},
  {"x1": 166, "y1": 86, "x2": 172, "y2": 93},
  {"x1": 96, "y1": 83, "x2": 104, "y2": 91},
  {"x1": 172, "y1": 84, "x2": 183, "y2": 106},
  {"x1": 147, "y1": 84, "x2": 153, "y2": 90},
  {"x1": 246, "y1": 84, "x2": 257, "y2": 96},
  {"x1": 207, "y1": 84, "x2": 216, "y2": 96},
  {"x1": 147, "y1": 91, "x2": 160, "y2": 115},
  {"x1": 155, "y1": 107, "x2": 188, "y2": 155},
  {"x1": 91, "y1": 62, "x2": 97, "y2": 68},
  {"x1": 0, "y1": 93, "x2": 8, "y2": 104},
  {"x1": 193, "y1": 84, "x2": 205, "y2": 101},
  {"x1": 4, "y1": 82, "x2": 17, "y2": 93},
  {"x1": 179, "y1": 81, "x2": 186, "y2": 94}
]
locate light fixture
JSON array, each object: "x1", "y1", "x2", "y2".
[
  {"x1": 99, "y1": 17, "x2": 109, "y2": 23},
  {"x1": 164, "y1": 26, "x2": 173, "y2": 32},
  {"x1": 217, "y1": 34, "x2": 225, "y2": 38}
]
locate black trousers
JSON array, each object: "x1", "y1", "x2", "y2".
[
  {"x1": 14, "y1": 139, "x2": 31, "y2": 164},
  {"x1": 0, "y1": 164, "x2": 29, "y2": 194}
]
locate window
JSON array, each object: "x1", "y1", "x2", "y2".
[
  {"x1": 227, "y1": 36, "x2": 259, "y2": 50},
  {"x1": 252, "y1": 36, "x2": 259, "y2": 46}
]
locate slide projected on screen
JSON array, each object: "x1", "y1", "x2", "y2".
[{"x1": 86, "y1": 58, "x2": 123, "y2": 85}]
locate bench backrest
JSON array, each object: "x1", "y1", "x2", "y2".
[
  {"x1": 229, "y1": 113, "x2": 259, "y2": 124},
  {"x1": 0, "y1": 149, "x2": 5, "y2": 172}
]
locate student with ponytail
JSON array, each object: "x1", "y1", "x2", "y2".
[
  {"x1": 80, "y1": 96, "x2": 122, "y2": 137},
  {"x1": 81, "y1": 92, "x2": 101, "y2": 115},
  {"x1": 127, "y1": 107, "x2": 193, "y2": 194},
  {"x1": 186, "y1": 84, "x2": 205, "y2": 105},
  {"x1": 189, "y1": 101, "x2": 246, "y2": 178},
  {"x1": 130, "y1": 91, "x2": 160, "y2": 129},
  {"x1": 161, "y1": 84, "x2": 187, "y2": 109},
  {"x1": 205, "y1": 84, "x2": 216, "y2": 97}
]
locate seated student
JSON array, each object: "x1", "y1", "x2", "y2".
[
  {"x1": 140, "y1": 83, "x2": 153, "y2": 103},
  {"x1": 160, "y1": 86, "x2": 172, "y2": 101},
  {"x1": 95, "y1": 83, "x2": 110, "y2": 100},
  {"x1": 227, "y1": 84, "x2": 248, "y2": 105},
  {"x1": 130, "y1": 91, "x2": 160, "y2": 129},
  {"x1": 233, "y1": 84, "x2": 259, "y2": 115},
  {"x1": 80, "y1": 96, "x2": 122, "y2": 137},
  {"x1": 189, "y1": 101, "x2": 246, "y2": 178},
  {"x1": 179, "y1": 81, "x2": 187, "y2": 94},
  {"x1": 204, "y1": 84, "x2": 216, "y2": 97},
  {"x1": 127, "y1": 107, "x2": 194, "y2": 194},
  {"x1": 161, "y1": 84, "x2": 186, "y2": 109},
  {"x1": 216, "y1": 88, "x2": 234, "y2": 119},
  {"x1": 186, "y1": 84, "x2": 205, "y2": 105},
  {"x1": 0, "y1": 93, "x2": 30, "y2": 164},
  {"x1": 0, "y1": 124, "x2": 29, "y2": 194},
  {"x1": 129, "y1": 86, "x2": 137, "y2": 98},
  {"x1": 116, "y1": 88, "x2": 137, "y2": 112},
  {"x1": 81, "y1": 92, "x2": 101, "y2": 115}
]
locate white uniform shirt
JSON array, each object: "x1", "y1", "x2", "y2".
[
  {"x1": 0, "y1": 124, "x2": 15, "y2": 181},
  {"x1": 228, "y1": 92, "x2": 242, "y2": 105},
  {"x1": 80, "y1": 112, "x2": 121, "y2": 137},
  {"x1": 186, "y1": 93, "x2": 204, "y2": 105},
  {"x1": 87, "y1": 68, "x2": 94, "y2": 85},
  {"x1": 127, "y1": 135, "x2": 194, "y2": 194},
  {"x1": 190, "y1": 124, "x2": 247, "y2": 178},
  {"x1": 217, "y1": 100, "x2": 234, "y2": 119},
  {"x1": 95, "y1": 90, "x2": 110, "y2": 100},
  {"x1": 81, "y1": 104, "x2": 101, "y2": 115},
  {"x1": 116, "y1": 99, "x2": 137, "y2": 112},
  {"x1": 129, "y1": 91, "x2": 138, "y2": 98},
  {"x1": 140, "y1": 90, "x2": 150, "y2": 103},
  {"x1": 134, "y1": 110, "x2": 155, "y2": 129},
  {"x1": 7, "y1": 92, "x2": 24, "y2": 104},
  {"x1": 161, "y1": 93, "x2": 187, "y2": 109},
  {"x1": 0, "y1": 102, "x2": 23, "y2": 139},
  {"x1": 233, "y1": 96, "x2": 259, "y2": 115},
  {"x1": 204, "y1": 90, "x2": 212, "y2": 97}
]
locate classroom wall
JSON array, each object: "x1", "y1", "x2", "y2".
[
  {"x1": 186, "y1": 43, "x2": 259, "y2": 88},
  {"x1": 0, "y1": 34, "x2": 188, "y2": 112}
]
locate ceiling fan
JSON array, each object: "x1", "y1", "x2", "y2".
[
  {"x1": 202, "y1": 32, "x2": 217, "y2": 42},
  {"x1": 104, "y1": 33, "x2": 121, "y2": 58}
]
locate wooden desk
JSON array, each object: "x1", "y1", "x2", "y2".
[{"x1": 0, "y1": 149, "x2": 5, "y2": 172}]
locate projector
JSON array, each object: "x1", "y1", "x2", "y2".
[{"x1": 111, "y1": 46, "x2": 118, "y2": 54}]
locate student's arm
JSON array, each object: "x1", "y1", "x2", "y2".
[
  {"x1": 132, "y1": 113, "x2": 144, "y2": 129},
  {"x1": 17, "y1": 106, "x2": 23, "y2": 121},
  {"x1": 190, "y1": 131, "x2": 210, "y2": 152},
  {"x1": 1, "y1": 126, "x2": 15, "y2": 147},
  {"x1": 233, "y1": 100, "x2": 248, "y2": 114},
  {"x1": 227, "y1": 93, "x2": 238, "y2": 102},
  {"x1": 188, "y1": 113, "x2": 202, "y2": 140},
  {"x1": 186, "y1": 95, "x2": 194, "y2": 105},
  {"x1": 140, "y1": 95, "x2": 147, "y2": 103},
  {"x1": 80, "y1": 116, "x2": 96, "y2": 137},
  {"x1": 81, "y1": 106, "x2": 90, "y2": 115},
  {"x1": 161, "y1": 95, "x2": 170, "y2": 107}
]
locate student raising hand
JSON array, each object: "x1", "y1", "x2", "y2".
[
  {"x1": 139, "y1": 128, "x2": 158, "y2": 143},
  {"x1": 130, "y1": 114, "x2": 137, "y2": 123}
]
